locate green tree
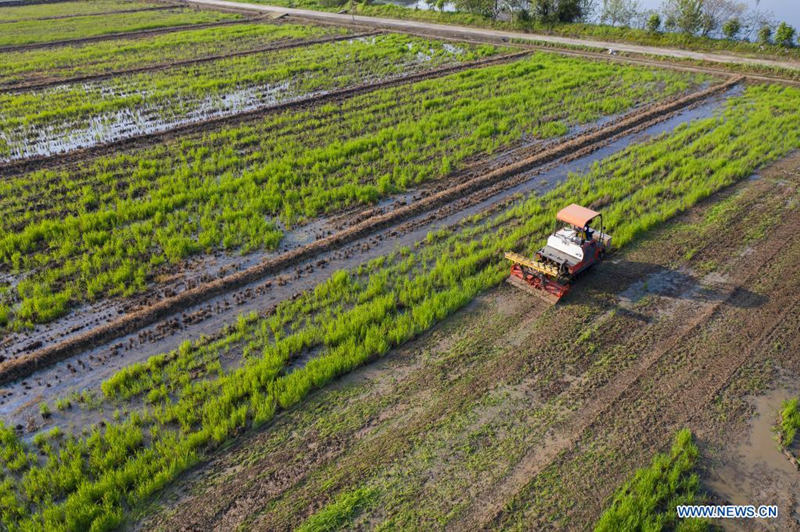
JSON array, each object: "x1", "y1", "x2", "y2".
[
  {"x1": 663, "y1": 0, "x2": 704, "y2": 34},
  {"x1": 757, "y1": 25, "x2": 772, "y2": 45},
  {"x1": 526, "y1": 0, "x2": 585, "y2": 24},
  {"x1": 699, "y1": 0, "x2": 746, "y2": 37},
  {"x1": 453, "y1": 0, "x2": 495, "y2": 16},
  {"x1": 646, "y1": 12, "x2": 661, "y2": 32},
  {"x1": 775, "y1": 22, "x2": 796, "y2": 47},
  {"x1": 556, "y1": 0, "x2": 583, "y2": 22},
  {"x1": 601, "y1": 0, "x2": 638, "y2": 27},
  {"x1": 722, "y1": 18, "x2": 741, "y2": 39}
]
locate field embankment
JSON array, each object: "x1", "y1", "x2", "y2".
[
  {"x1": 0, "y1": 21, "x2": 356, "y2": 91},
  {"x1": 0, "y1": 73, "x2": 731, "y2": 386},
  {"x1": 0, "y1": 5, "x2": 244, "y2": 50},
  {"x1": 1, "y1": 81, "x2": 799, "y2": 529},
  {"x1": 0, "y1": 51, "x2": 707, "y2": 342},
  {"x1": 182, "y1": 0, "x2": 800, "y2": 75},
  {"x1": 138, "y1": 150, "x2": 800, "y2": 530},
  {"x1": 2, "y1": 3, "x2": 800, "y2": 528},
  {"x1": 0, "y1": 34, "x2": 507, "y2": 161},
  {"x1": 0, "y1": 0, "x2": 167, "y2": 22}
]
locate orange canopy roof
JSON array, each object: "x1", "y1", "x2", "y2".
[{"x1": 556, "y1": 204, "x2": 600, "y2": 228}]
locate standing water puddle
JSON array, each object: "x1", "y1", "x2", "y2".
[{"x1": 705, "y1": 384, "x2": 800, "y2": 527}]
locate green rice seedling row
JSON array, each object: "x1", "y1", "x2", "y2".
[
  {"x1": 0, "y1": 7, "x2": 241, "y2": 48},
  {"x1": 0, "y1": 0, "x2": 162, "y2": 22},
  {"x1": 1, "y1": 82, "x2": 797, "y2": 530},
  {"x1": 0, "y1": 53, "x2": 707, "y2": 331},
  {"x1": 594, "y1": 429, "x2": 708, "y2": 531},
  {"x1": 0, "y1": 22, "x2": 350, "y2": 88},
  {"x1": 0, "y1": 34, "x2": 502, "y2": 160}
]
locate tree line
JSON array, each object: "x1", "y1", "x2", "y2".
[{"x1": 444, "y1": 0, "x2": 797, "y2": 47}]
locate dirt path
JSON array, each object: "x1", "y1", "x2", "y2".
[
  {"x1": 180, "y1": 0, "x2": 800, "y2": 73},
  {"x1": 135, "y1": 153, "x2": 800, "y2": 530}
]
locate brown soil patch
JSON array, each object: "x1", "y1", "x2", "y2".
[{"x1": 136, "y1": 143, "x2": 800, "y2": 531}]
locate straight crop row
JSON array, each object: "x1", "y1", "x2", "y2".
[
  {"x1": 0, "y1": 7, "x2": 240, "y2": 48},
  {"x1": 0, "y1": 22, "x2": 349, "y2": 88},
  {"x1": 0, "y1": 34, "x2": 500, "y2": 160},
  {"x1": 1, "y1": 83, "x2": 797, "y2": 530},
  {"x1": 0, "y1": 52, "x2": 704, "y2": 330}
]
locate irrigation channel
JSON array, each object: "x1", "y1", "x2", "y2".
[{"x1": 0, "y1": 81, "x2": 742, "y2": 429}]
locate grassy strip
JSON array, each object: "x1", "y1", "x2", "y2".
[
  {"x1": 779, "y1": 398, "x2": 800, "y2": 450},
  {"x1": 0, "y1": 52, "x2": 700, "y2": 329},
  {"x1": 0, "y1": 8, "x2": 240, "y2": 47},
  {"x1": 296, "y1": 486, "x2": 378, "y2": 531},
  {"x1": 0, "y1": 23, "x2": 348, "y2": 87},
  {"x1": 0, "y1": 83, "x2": 798, "y2": 530},
  {"x1": 0, "y1": 0, "x2": 159, "y2": 22},
  {"x1": 594, "y1": 429, "x2": 709, "y2": 531},
  {"x1": 0, "y1": 34, "x2": 496, "y2": 157}
]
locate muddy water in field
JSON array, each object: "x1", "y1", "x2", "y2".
[
  {"x1": 0, "y1": 37, "x2": 467, "y2": 161},
  {"x1": 705, "y1": 382, "x2": 800, "y2": 530},
  {"x1": 0, "y1": 86, "x2": 739, "y2": 428}
]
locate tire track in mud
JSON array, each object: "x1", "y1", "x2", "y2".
[
  {"x1": 455, "y1": 288, "x2": 738, "y2": 530},
  {"x1": 0, "y1": 50, "x2": 529, "y2": 175},
  {"x1": 0, "y1": 76, "x2": 740, "y2": 387},
  {"x1": 140, "y1": 173, "x2": 799, "y2": 530},
  {"x1": 0, "y1": 30, "x2": 382, "y2": 93},
  {"x1": 0, "y1": 16, "x2": 258, "y2": 53},
  {"x1": 246, "y1": 295, "x2": 557, "y2": 531},
  {"x1": 518, "y1": 174, "x2": 800, "y2": 528},
  {"x1": 461, "y1": 183, "x2": 797, "y2": 530},
  {"x1": 533, "y1": 247, "x2": 800, "y2": 529},
  {"x1": 0, "y1": 77, "x2": 712, "y2": 363},
  {"x1": 138, "y1": 291, "x2": 552, "y2": 530}
]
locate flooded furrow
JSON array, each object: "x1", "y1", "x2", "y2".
[
  {"x1": 0, "y1": 30, "x2": 377, "y2": 93},
  {"x1": 0, "y1": 84, "x2": 738, "y2": 426},
  {"x1": 0, "y1": 38, "x2": 471, "y2": 161},
  {"x1": 0, "y1": 50, "x2": 529, "y2": 175}
]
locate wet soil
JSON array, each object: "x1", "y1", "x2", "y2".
[
  {"x1": 0, "y1": 16, "x2": 255, "y2": 53},
  {"x1": 0, "y1": 81, "x2": 736, "y2": 425},
  {"x1": 0, "y1": 49, "x2": 527, "y2": 174},
  {"x1": 704, "y1": 384, "x2": 800, "y2": 531},
  {"x1": 0, "y1": 29, "x2": 375, "y2": 93},
  {"x1": 133, "y1": 151, "x2": 800, "y2": 530}
]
